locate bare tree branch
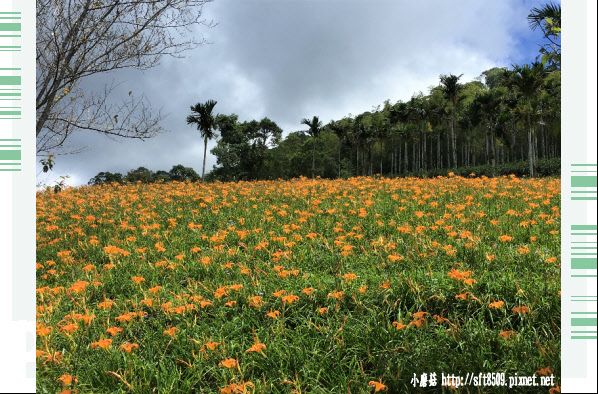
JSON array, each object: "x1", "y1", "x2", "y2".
[{"x1": 36, "y1": 0, "x2": 215, "y2": 155}]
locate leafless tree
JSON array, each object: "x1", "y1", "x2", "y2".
[{"x1": 36, "y1": 0, "x2": 214, "y2": 155}]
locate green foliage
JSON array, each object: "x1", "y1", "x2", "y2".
[
  {"x1": 405, "y1": 158, "x2": 560, "y2": 178},
  {"x1": 89, "y1": 165, "x2": 200, "y2": 185},
  {"x1": 528, "y1": 2, "x2": 561, "y2": 70},
  {"x1": 169, "y1": 165, "x2": 200, "y2": 182},
  {"x1": 88, "y1": 172, "x2": 124, "y2": 186},
  {"x1": 40, "y1": 154, "x2": 55, "y2": 173},
  {"x1": 209, "y1": 115, "x2": 285, "y2": 181}
]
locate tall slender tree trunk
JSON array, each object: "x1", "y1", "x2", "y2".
[
  {"x1": 423, "y1": 133, "x2": 427, "y2": 172},
  {"x1": 338, "y1": 142, "x2": 342, "y2": 178},
  {"x1": 312, "y1": 137, "x2": 316, "y2": 179},
  {"x1": 446, "y1": 131, "x2": 451, "y2": 168},
  {"x1": 398, "y1": 143, "x2": 402, "y2": 174},
  {"x1": 404, "y1": 142, "x2": 409, "y2": 173},
  {"x1": 534, "y1": 131, "x2": 539, "y2": 163},
  {"x1": 437, "y1": 134, "x2": 441, "y2": 169},
  {"x1": 202, "y1": 136, "x2": 208, "y2": 181},
  {"x1": 369, "y1": 145, "x2": 373, "y2": 175},
  {"x1": 485, "y1": 134, "x2": 489, "y2": 165},
  {"x1": 412, "y1": 143, "x2": 416, "y2": 173},
  {"x1": 491, "y1": 130, "x2": 496, "y2": 167},
  {"x1": 451, "y1": 107, "x2": 457, "y2": 168},
  {"x1": 356, "y1": 144, "x2": 359, "y2": 176},
  {"x1": 528, "y1": 129, "x2": 534, "y2": 177},
  {"x1": 511, "y1": 124, "x2": 516, "y2": 162},
  {"x1": 527, "y1": 98, "x2": 535, "y2": 178}
]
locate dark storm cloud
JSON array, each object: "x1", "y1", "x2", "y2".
[{"x1": 38, "y1": 0, "x2": 550, "y2": 187}]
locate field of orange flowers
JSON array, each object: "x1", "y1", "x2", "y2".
[{"x1": 36, "y1": 175, "x2": 561, "y2": 393}]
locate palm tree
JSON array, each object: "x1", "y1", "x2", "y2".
[
  {"x1": 528, "y1": 2, "x2": 561, "y2": 32},
  {"x1": 327, "y1": 120, "x2": 347, "y2": 178},
  {"x1": 439, "y1": 74, "x2": 464, "y2": 168},
  {"x1": 187, "y1": 100, "x2": 218, "y2": 181},
  {"x1": 301, "y1": 116, "x2": 323, "y2": 179},
  {"x1": 473, "y1": 88, "x2": 504, "y2": 168},
  {"x1": 506, "y1": 63, "x2": 547, "y2": 177},
  {"x1": 390, "y1": 101, "x2": 411, "y2": 174},
  {"x1": 528, "y1": 2, "x2": 561, "y2": 70}
]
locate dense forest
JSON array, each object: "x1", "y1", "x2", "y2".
[{"x1": 89, "y1": 4, "x2": 561, "y2": 186}]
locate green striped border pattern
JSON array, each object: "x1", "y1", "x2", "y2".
[
  {"x1": 571, "y1": 311, "x2": 598, "y2": 340},
  {"x1": 0, "y1": 68, "x2": 20, "y2": 118},
  {"x1": 570, "y1": 225, "x2": 598, "y2": 277},
  {"x1": 571, "y1": 164, "x2": 598, "y2": 200},
  {"x1": 0, "y1": 11, "x2": 21, "y2": 38},
  {"x1": 0, "y1": 139, "x2": 20, "y2": 171},
  {"x1": 4, "y1": 5, "x2": 37, "y2": 389}
]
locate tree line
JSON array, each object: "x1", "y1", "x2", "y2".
[{"x1": 183, "y1": 63, "x2": 560, "y2": 183}]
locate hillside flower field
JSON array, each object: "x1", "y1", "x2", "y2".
[{"x1": 36, "y1": 175, "x2": 561, "y2": 393}]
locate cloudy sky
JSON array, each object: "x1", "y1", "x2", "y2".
[{"x1": 38, "y1": 0, "x2": 554, "y2": 187}]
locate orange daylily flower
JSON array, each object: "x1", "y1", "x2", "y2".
[
  {"x1": 119, "y1": 343, "x2": 139, "y2": 353},
  {"x1": 116, "y1": 312, "x2": 137, "y2": 323},
  {"x1": 499, "y1": 331, "x2": 516, "y2": 339},
  {"x1": 219, "y1": 358, "x2": 238, "y2": 369},
  {"x1": 59, "y1": 323, "x2": 79, "y2": 334},
  {"x1": 265, "y1": 310, "x2": 280, "y2": 319},
  {"x1": 489, "y1": 301, "x2": 505, "y2": 309},
  {"x1": 272, "y1": 290, "x2": 286, "y2": 297},
  {"x1": 56, "y1": 374, "x2": 78, "y2": 386},
  {"x1": 91, "y1": 338, "x2": 112, "y2": 350},
  {"x1": 301, "y1": 287, "x2": 315, "y2": 295},
  {"x1": 163, "y1": 327, "x2": 179, "y2": 337},
  {"x1": 535, "y1": 366, "x2": 553, "y2": 376},
  {"x1": 204, "y1": 341, "x2": 221, "y2": 351},
  {"x1": 327, "y1": 291, "x2": 344, "y2": 300},
  {"x1": 411, "y1": 311, "x2": 428, "y2": 320},
  {"x1": 368, "y1": 379, "x2": 388, "y2": 392},
  {"x1": 36, "y1": 324, "x2": 53, "y2": 337},
  {"x1": 220, "y1": 381, "x2": 254, "y2": 394},
  {"x1": 98, "y1": 300, "x2": 115, "y2": 310},
  {"x1": 248, "y1": 296, "x2": 264, "y2": 307},
  {"x1": 513, "y1": 306, "x2": 531, "y2": 315},
  {"x1": 341, "y1": 273, "x2": 357, "y2": 281},
  {"x1": 282, "y1": 294, "x2": 300, "y2": 304},
  {"x1": 410, "y1": 319, "x2": 425, "y2": 328},
  {"x1": 200, "y1": 300, "x2": 214, "y2": 309},
  {"x1": 447, "y1": 268, "x2": 473, "y2": 281},
  {"x1": 246, "y1": 343, "x2": 266, "y2": 353}
]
